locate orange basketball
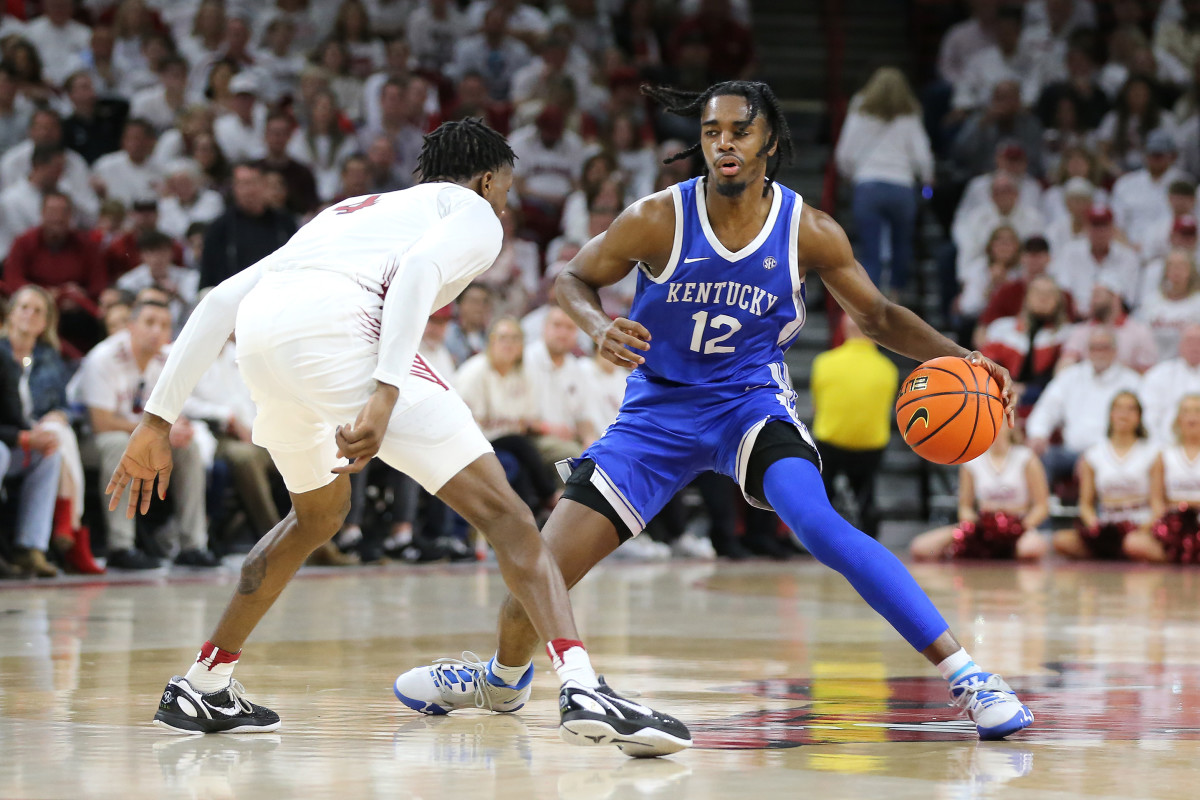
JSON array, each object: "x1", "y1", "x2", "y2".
[{"x1": 895, "y1": 357, "x2": 1004, "y2": 465}]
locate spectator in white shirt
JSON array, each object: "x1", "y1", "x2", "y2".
[
  {"x1": 213, "y1": 72, "x2": 268, "y2": 162},
  {"x1": 953, "y1": 6, "x2": 1046, "y2": 111},
  {"x1": 1045, "y1": 175, "x2": 1095, "y2": 254},
  {"x1": 68, "y1": 298, "x2": 215, "y2": 569},
  {"x1": 937, "y1": 0, "x2": 1000, "y2": 85},
  {"x1": 356, "y1": 78, "x2": 423, "y2": 192},
  {"x1": 0, "y1": 143, "x2": 70, "y2": 262},
  {"x1": 1110, "y1": 129, "x2": 1188, "y2": 247},
  {"x1": 407, "y1": 0, "x2": 464, "y2": 75},
  {"x1": 287, "y1": 89, "x2": 361, "y2": 202},
  {"x1": 835, "y1": 67, "x2": 933, "y2": 296},
  {"x1": 1131, "y1": 179, "x2": 1197, "y2": 263},
  {"x1": 254, "y1": 17, "x2": 305, "y2": 105},
  {"x1": 0, "y1": 109, "x2": 99, "y2": 223},
  {"x1": 524, "y1": 307, "x2": 598, "y2": 466},
  {"x1": 157, "y1": 159, "x2": 225, "y2": 241},
  {"x1": 1139, "y1": 215, "x2": 1200, "y2": 301},
  {"x1": 510, "y1": 104, "x2": 586, "y2": 236},
  {"x1": 129, "y1": 55, "x2": 189, "y2": 134},
  {"x1": 1136, "y1": 249, "x2": 1200, "y2": 358},
  {"x1": 114, "y1": 231, "x2": 200, "y2": 333},
  {"x1": 1058, "y1": 282, "x2": 1160, "y2": 373},
  {"x1": 953, "y1": 171, "x2": 1045, "y2": 283},
  {"x1": 92, "y1": 118, "x2": 162, "y2": 208},
  {"x1": 956, "y1": 142, "x2": 1043, "y2": 222},
  {"x1": 1139, "y1": 323, "x2": 1200, "y2": 444},
  {"x1": 24, "y1": 0, "x2": 92, "y2": 87},
  {"x1": 464, "y1": 0, "x2": 549, "y2": 46},
  {"x1": 1027, "y1": 325, "x2": 1143, "y2": 483},
  {"x1": 448, "y1": 5, "x2": 533, "y2": 101},
  {"x1": 1050, "y1": 205, "x2": 1142, "y2": 307}
]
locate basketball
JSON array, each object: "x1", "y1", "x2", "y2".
[{"x1": 895, "y1": 357, "x2": 1004, "y2": 465}]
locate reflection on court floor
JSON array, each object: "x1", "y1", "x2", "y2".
[{"x1": 0, "y1": 560, "x2": 1197, "y2": 799}]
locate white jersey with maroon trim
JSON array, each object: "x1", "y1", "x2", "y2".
[
  {"x1": 1163, "y1": 445, "x2": 1200, "y2": 506},
  {"x1": 1083, "y1": 439, "x2": 1159, "y2": 524},
  {"x1": 964, "y1": 444, "x2": 1034, "y2": 514},
  {"x1": 143, "y1": 182, "x2": 503, "y2": 425}
]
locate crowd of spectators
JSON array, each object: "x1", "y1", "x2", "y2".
[
  {"x1": 0, "y1": 0, "x2": 785, "y2": 578},
  {"x1": 838, "y1": 0, "x2": 1200, "y2": 563}
]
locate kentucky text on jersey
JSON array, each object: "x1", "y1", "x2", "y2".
[
  {"x1": 664, "y1": 280, "x2": 780, "y2": 316},
  {"x1": 628, "y1": 175, "x2": 806, "y2": 384}
]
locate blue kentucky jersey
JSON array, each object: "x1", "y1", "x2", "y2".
[{"x1": 628, "y1": 176, "x2": 806, "y2": 384}]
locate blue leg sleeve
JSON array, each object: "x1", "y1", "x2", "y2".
[{"x1": 763, "y1": 458, "x2": 949, "y2": 651}]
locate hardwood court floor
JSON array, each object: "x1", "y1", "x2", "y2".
[{"x1": 1, "y1": 558, "x2": 1198, "y2": 799}]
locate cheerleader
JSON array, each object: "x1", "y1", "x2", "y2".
[
  {"x1": 1054, "y1": 391, "x2": 1159, "y2": 559},
  {"x1": 910, "y1": 428, "x2": 1049, "y2": 561},
  {"x1": 1142, "y1": 394, "x2": 1200, "y2": 563}
]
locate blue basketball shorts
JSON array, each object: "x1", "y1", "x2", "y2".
[{"x1": 556, "y1": 366, "x2": 822, "y2": 540}]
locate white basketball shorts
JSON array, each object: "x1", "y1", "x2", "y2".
[{"x1": 234, "y1": 270, "x2": 491, "y2": 494}]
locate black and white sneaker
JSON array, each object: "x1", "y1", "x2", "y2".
[
  {"x1": 558, "y1": 678, "x2": 692, "y2": 758},
  {"x1": 153, "y1": 676, "x2": 281, "y2": 734}
]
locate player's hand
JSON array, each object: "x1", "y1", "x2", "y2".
[
  {"x1": 965, "y1": 350, "x2": 1016, "y2": 428},
  {"x1": 106, "y1": 415, "x2": 174, "y2": 518},
  {"x1": 596, "y1": 317, "x2": 651, "y2": 369},
  {"x1": 333, "y1": 384, "x2": 398, "y2": 474}
]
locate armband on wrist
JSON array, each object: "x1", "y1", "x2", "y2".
[{"x1": 18, "y1": 430, "x2": 31, "y2": 451}]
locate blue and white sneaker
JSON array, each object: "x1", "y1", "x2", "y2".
[
  {"x1": 950, "y1": 671, "x2": 1034, "y2": 740},
  {"x1": 393, "y1": 652, "x2": 533, "y2": 715}
]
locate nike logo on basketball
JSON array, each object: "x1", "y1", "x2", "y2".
[
  {"x1": 904, "y1": 408, "x2": 930, "y2": 436},
  {"x1": 684, "y1": 256, "x2": 708, "y2": 263}
]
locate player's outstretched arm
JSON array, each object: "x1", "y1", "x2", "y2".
[
  {"x1": 800, "y1": 207, "x2": 1016, "y2": 425},
  {"x1": 557, "y1": 193, "x2": 675, "y2": 368},
  {"x1": 141, "y1": 262, "x2": 265, "y2": 426}
]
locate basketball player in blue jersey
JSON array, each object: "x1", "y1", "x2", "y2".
[{"x1": 396, "y1": 82, "x2": 1034, "y2": 746}]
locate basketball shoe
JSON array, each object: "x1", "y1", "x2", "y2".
[
  {"x1": 558, "y1": 678, "x2": 692, "y2": 758},
  {"x1": 393, "y1": 652, "x2": 533, "y2": 715},
  {"x1": 153, "y1": 676, "x2": 281, "y2": 734},
  {"x1": 950, "y1": 671, "x2": 1034, "y2": 740}
]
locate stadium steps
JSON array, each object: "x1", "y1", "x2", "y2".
[{"x1": 766, "y1": 2, "x2": 956, "y2": 540}]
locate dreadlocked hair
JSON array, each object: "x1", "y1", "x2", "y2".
[
  {"x1": 641, "y1": 81, "x2": 793, "y2": 197},
  {"x1": 416, "y1": 118, "x2": 515, "y2": 184}
]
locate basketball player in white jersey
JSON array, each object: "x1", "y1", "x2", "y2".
[
  {"x1": 910, "y1": 428, "x2": 1050, "y2": 561},
  {"x1": 104, "y1": 119, "x2": 689, "y2": 753},
  {"x1": 1140, "y1": 394, "x2": 1200, "y2": 562},
  {"x1": 1055, "y1": 391, "x2": 1159, "y2": 560}
]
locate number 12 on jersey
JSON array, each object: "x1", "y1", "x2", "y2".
[{"x1": 690, "y1": 311, "x2": 741, "y2": 354}]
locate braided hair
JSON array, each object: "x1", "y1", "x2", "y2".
[
  {"x1": 416, "y1": 118, "x2": 516, "y2": 184},
  {"x1": 641, "y1": 81, "x2": 793, "y2": 196}
]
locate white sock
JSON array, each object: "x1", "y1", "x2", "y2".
[
  {"x1": 937, "y1": 647, "x2": 981, "y2": 683},
  {"x1": 489, "y1": 656, "x2": 531, "y2": 686},
  {"x1": 184, "y1": 643, "x2": 239, "y2": 693},
  {"x1": 551, "y1": 646, "x2": 599, "y2": 689}
]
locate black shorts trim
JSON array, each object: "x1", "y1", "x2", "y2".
[
  {"x1": 562, "y1": 459, "x2": 637, "y2": 543},
  {"x1": 744, "y1": 420, "x2": 822, "y2": 506}
]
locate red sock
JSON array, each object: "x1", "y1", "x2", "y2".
[
  {"x1": 52, "y1": 498, "x2": 74, "y2": 545},
  {"x1": 547, "y1": 638, "x2": 598, "y2": 688},
  {"x1": 185, "y1": 641, "x2": 242, "y2": 692},
  {"x1": 546, "y1": 638, "x2": 585, "y2": 669}
]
